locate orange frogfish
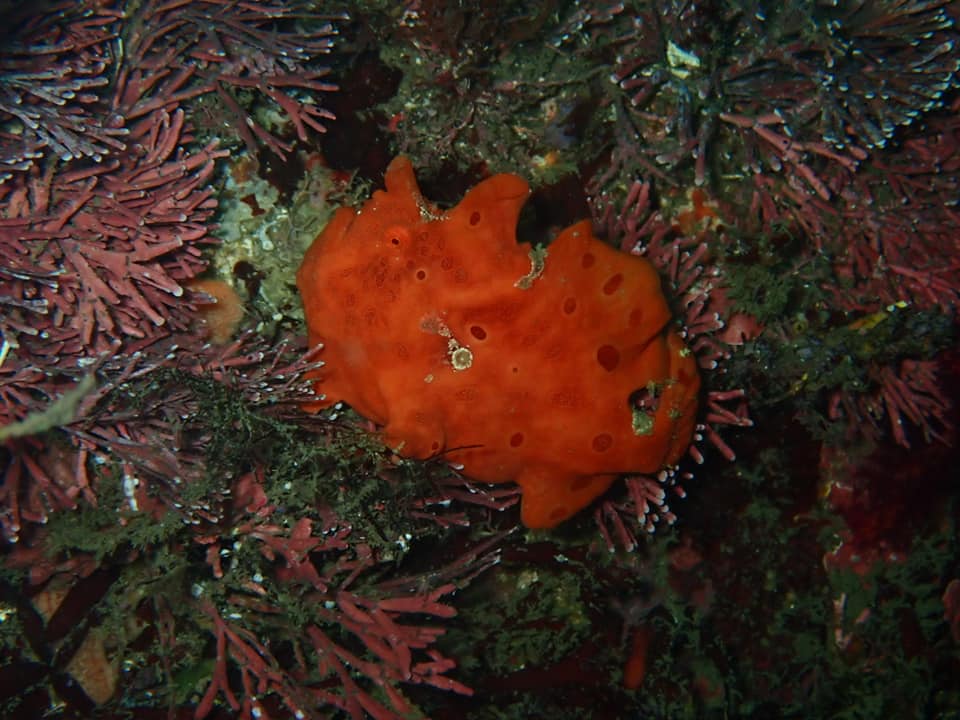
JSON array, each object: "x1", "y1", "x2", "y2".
[{"x1": 296, "y1": 156, "x2": 700, "y2": 528}]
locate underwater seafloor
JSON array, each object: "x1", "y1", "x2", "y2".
[{"x1": 1, "y1": 1, "x2": 959, "y2": 719}]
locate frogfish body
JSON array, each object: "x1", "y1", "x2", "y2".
[{"x1": 297, "y1": 156, "x2": 700, "y2": 528}]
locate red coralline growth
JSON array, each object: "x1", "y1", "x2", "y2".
[
  {"x1": 0, "y1": 108, "x2": 224, "y2": 355},
  {"x1": 297, "y1": 156, "x2": 701, "y2": 528},
  {"x1": 1, "y1": 0, "x2": 344, "y2": 397},
  {"x1": 606, "y1": 0, "x2": 958, "y2": 193},
  {"x1": 0, "y1": 0, "x2": 347, "y2": 453},
  {"x1": 193, "y1": 465, "x2": 481, "y2": 720}
]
